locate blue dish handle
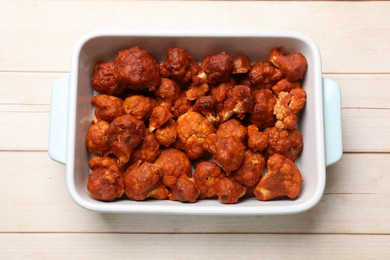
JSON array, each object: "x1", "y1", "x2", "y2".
[
  {"x1": 322, "y1": 77, "x2": 343, "y2": 167},
  {"x1": 48, "y1": 76, "x2": 70, "y2": 165}
]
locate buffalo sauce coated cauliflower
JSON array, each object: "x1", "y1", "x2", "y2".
[
  {"x1": 232, "y1": 55, "x2": 251, "y2": 74},
  {"x1": 218, "y1": 85, "x2": 254, "y2": 122},
  {"x1": 274, "y1": 88, "x2": 307, "y2": 130},
  {"x1": 247, "y1": 125, "x2": 268, "y2": 153},
  {"x1": 114, "y1": 46, "x2": 161, "y2": 91},
  {"x1": 154, "y1": 148, "x2": 192, "y2": 189},
  {"x1": 91, "y1": 61, "x2": 123, "y2": 96},
  {"x1": 86, "y1": 120, "x2": 111, "y2": 155},
  {"x1": 254, "y1": 153, "x2": 302, "y2": 201},
  {"x1": 123, "y1": 95, "x2": 157, "y2": 121},
  {"x1": 268, "y1": 47, "x2": 307, "y2": 82},
  {"x1": 149, "y1": 105, "x2": 173, "y2": 132},
  {"x1": 216, "y1": 119, "x2": 247, "y2": 142},
  {"x1": 264, "y1": 127, "x2": 303, "y2": 161},
  {"x1": 192, "y1": 96, "x2": 219, "y2": 125},
  {"x1": 91, "y1": 94, "x2": 124, "y2": 122},
  {"x1": 87, "y1": 45, "x2": 308, "y2": 205},
  {"x1": 272, "y1": 78, "x2": 301, "y2": 96},
  {"x1": 249, "y1": 61, "x2": 284, "y2": 89},
  {"x1": 155, "y1": 119, "x2": 177, "y2": 147},
  {"x1": 232, "y1": 150, "x2": 265, "y2": 187},
  {"x1": 176, "y1": 111, "x2": 216, "y2": 160},
  {"x1": 87, "y1": 156, "x2": 124, "y2": 201},
  {"x1": 249, "y1": 89, "x2": 277, "y2": 130},
  {"x1": 124, "y1": 161, "x2": 169, "y2": 201},
  {"x1": 160, "y1": 47, "x2": 200, "y2": 86},
  {"x1": 193, "y1": 161, "x2": 225, "y2": 199},
  {"x1": 169, "y1": 175, "x2": 200, "y2": 203},
  {"x1": 202, "y1": 133, "x2": 245, "y2": 174},
  {"x1": 194, "y1": 52, "x2": 233, "y2": 85},
  {"x1": 106, "y1": 114, "x2": 146, "y2": 165},
  {"x1": 215, "y1": 178, "x2": 246, "y2": 204},
  {"x1": 130, "y1": 132, "x2": 161, "y2": 164}
]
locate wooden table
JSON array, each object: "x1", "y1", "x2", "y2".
[{"x1": 1, "y1": 1, "x2": 389, "y2": 258}]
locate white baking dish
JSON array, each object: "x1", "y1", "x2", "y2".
[{"x1": 49, "y1": 30, "x2": 342, "y2": 215}]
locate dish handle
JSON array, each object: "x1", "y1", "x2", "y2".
[
  {"x1": 48, "y1": 76, "x2": 69, "y2": 165},
  {"x1": 322, "y1": 77, "x2": 343, "y2": 167}
]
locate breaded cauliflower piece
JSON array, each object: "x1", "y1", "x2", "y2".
[
  {"x1": 124, "y1": 161, "x2": 168, "y2": 201},
  {"x1": 154, "y1": 148, "x2": 192, "y2": 189},
  {"x1": 268, "y1": 47, "x2": 307, "y2": 82},
  {"x1": 203, "y1": 133, "x2": 245, "y2": 174},
  {"x1": 249, "y1": 61, "x2": 284, "y2": 89},
  {"x1": 194, "y1": 52, "x2": 233, "y2": 84},
  {"x1": 86, "y1": 120, "x2": 111, "y2": 155},
  {"x1": 232, "y1": 150, "x2": 265, "y2": 187},
  {"x1": 91, "y1": 61, "x2": 123, "y2": 96},
  {"x1": 193, "y1": 161, "x2": 226, "y2": 199},
  {"x1": 149, "y1": 105, "x2": 173, "y2": 132},
  {"x1": 130, "y1": 132, "x2": 161, "y2": 164},
  {"x1": 218, "y1": 85, "x2": 254, "y2": 122},
  {"x1": 247, "y1": 124, "x2": 268, "y2": 152},
  {"x1": 160, "y1": 47, "x2": 200, "y2": 86},
  {"x1": 215, "y1": 178, "x2": 246, "y2": 204},
  {"x1": 155, "y1": 119, "x2": 177, "y2": 147},
  {"x1": 249, "y1": 89, "x2": 277, "y2": 130},
  {"x1": 87, "y1": 156, "x2": 124, "y2": 201},
  {"x1": 274, "y1": 88, "x2": 306, "y2": 130},
  {"x1": 91, "y1": 94, "x2": 124, "y2": 122},
  {"x1": 254, "y1": 153, "x2": 302, "y2": 201},
  {"x1": 114, "y1": 46, "x2": 161, "y2": 91},
  {"x1": 264, "y1": 127, "x2": 303, "y2": 161},
  {"x1": 272, "y1": 78, "x2": 301, "y2": 96},
  {"x1": 123, "y1": 95, "x2": 157, "y2": 121},
  {"x1": 176, "y1": 111, "x2": 216, "y2": 160},
  {"x1": 169, "y1": 175, "x2": 200, "y2": 203},
  {"x1": 107, "y1": 114, "x2": 146, "y2": 165},
  {"x1": 216, "y1": 119, "x2": 247, "y2": 142}
]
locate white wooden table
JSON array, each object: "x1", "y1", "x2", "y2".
[{"x1": 1, "y1": 1, "x2": 390, "y2": 258}]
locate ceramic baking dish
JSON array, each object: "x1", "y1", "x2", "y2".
[{"x1": 48, "y1": 30, "x2": 342, "y2": 215}]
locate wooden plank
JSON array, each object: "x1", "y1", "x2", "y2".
[
  {"x1": 325, "y1": 74, "x2": 390, "y2": 109},
  {"x1": 0, "y1": 111, "x2": 49, "y2": 150},
  {"x1": 0, "y1": 72, "x2": 67, "y2": 105},
  {"x1": 342, "y1": 108, "x2": 390, "y2": 152},
  {"x1": 0, "y1": 1, "x2": 389, "y2": 73},
  {"x1": 325, "y1": 153, "x2": 390, "y2": 195},
  {"x1": 1, "y1": 233, "x2": 389, "y2": 259},
  {"x1": 1, "y1": 152, "x2": 390, "y2": 234}
]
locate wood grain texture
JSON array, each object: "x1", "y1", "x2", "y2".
[
  {"x1": 1, "y1": 0, "x2": 390, "y2": 258},
  {"x1": 0, "y1": 1, "x2": 389, "y2": 73},
  {"x1": 1, "y1": 234, "x2": 390, "y2": 259}
]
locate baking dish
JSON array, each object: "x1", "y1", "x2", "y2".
[{"x1": 48, "y1": 30, "x2": 342, "y2": 215}]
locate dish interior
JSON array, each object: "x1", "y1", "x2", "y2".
[{"x1": 68, "y1": 33, "x2": 325, "y2": 214}]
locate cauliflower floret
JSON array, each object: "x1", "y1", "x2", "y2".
[
  {"x1": 193, "y1": 161, "x2": 225, "y2": 199},
  {"x1": 176, "y1": 111, "x2": 216, "y2": 160},
  {"x1": 203, "y1": 133, "x2": 245, "y2": 174},
  {"x1": 169, "y1": 175, "x2": 200, "y2": 203},
  {"x1": 124, "y1": 161, "x2": 168, "y2": 201},
  {"x1": 87, "y1": 156, "x2": 124, "y2": 201},
  {"x1": 274, "y1": 88, "x2": 306, "y2": 130},
  {"x1": 254, "y1": 153, "x2": 302, "y2": 201},
  {"x1": 215, "y1": 178, "x2": 246, "y2": 204},
  {"x1": 268, "y1": 47, "x2": 307, "y2": 82}
]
